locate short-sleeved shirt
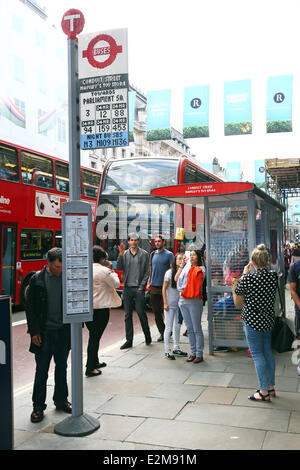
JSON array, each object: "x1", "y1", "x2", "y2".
[
  {"x1": 235, "y1": 268, "x2": 278, "y2": 331},
  {"x1": 150, "y1": 249, "x2": 174, "y2": 287},
  {"x1": 288, "y1": 261, "x2": 300, "y2": 313},
  {"x1": 164, "y1": 269, "x2": 179, "y2": 307}
]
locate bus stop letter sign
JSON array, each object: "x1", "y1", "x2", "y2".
[
  {"x1": 61, "y1": 9, "x2": 85, "y2": 39},
  {"x1": 82, "y1": 34, "x2": 123, "y2": 69}
]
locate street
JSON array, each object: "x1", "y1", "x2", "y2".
[{"x1": 12, "y1": 308, "x2": 157, "y2": 392}]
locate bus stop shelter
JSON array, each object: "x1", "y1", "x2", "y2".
[{"x1": 151, "y1": 181, "x2": 286, "y2": 355}]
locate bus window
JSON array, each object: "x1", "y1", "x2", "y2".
[
  {"x1": 82, "y1": 169, "x2": 100, "y2": 199},
  {"x1": 0, "y1": 144, "x2": 19, "y2": 182},
  {"x1": 55, "y1": 161, "x2": 69, "y2": 193},
  {"x1": 20, "y1": 229, "x2": 53, "y2": 260},
  {"x1": 20, "y1": 151, "x2": 54, "y2": 189},
  {"x1": 55, "y1": 230, "x2": 62, "y2": 248},
  {"x1": 102, "y1": 159, "x2": 178, "y2": 194},
  {"x1": 184, "y1": 165, "x2": 212, "y2": 184}
]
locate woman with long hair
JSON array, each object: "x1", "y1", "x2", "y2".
[
  {"x1": 162, "y1": 253, "x2": 188, "y2": 360},
  {"x1": 85, "y1": 246, "x2": 121, "y2": 377},
  {"x1": 235, "y1": 244, "x2": 278, "y2": 401},
  {"x1": 175, "y1": 250, "x2": 205, "y2": 364}
]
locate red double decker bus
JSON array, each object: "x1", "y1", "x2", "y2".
[
  {"x1": 94, "y1": 156, "x2": 222, "y2": 297},
  {"x1": 0, "y1": 139, "x2": 101, "y2": 307}
]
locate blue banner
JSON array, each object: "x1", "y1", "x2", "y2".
[
  {"x1": 147, "y1": 89, "x2": 171, "y2": 141},
  {"x1": 226, "y1": 161, "x2": 241, "y2": 182},
  {"x1": 224, "y1": 79, "x2": 252, "y2": 135},
  {"x1": 254, "y1": 159, "x2": 265, "y2": 188},
  {"x1": 128, "y1": 91, "x2": 136, "y2": 142},
  {"x1": 266, "y1": 75, "x2": 293, "y2": 133},
  {"x1": 183, "y1": 85, "x2": 209, "y2": 138}
]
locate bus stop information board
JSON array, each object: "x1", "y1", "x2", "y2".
[
  {"x1": 62, "y1": 201, "x2": 93, "y2": 324},
  {"x1": 78, "y1": 28, "x2": 129, "y2": 149}
]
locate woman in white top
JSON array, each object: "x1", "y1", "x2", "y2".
[
  {"x1": 85, "y1": 246, "x2": 121, "y2": 377},
  {"x1": 162, "y1": 253, "x2": 188, "y2": 360}
]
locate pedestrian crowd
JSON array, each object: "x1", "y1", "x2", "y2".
[{"x1": 25, "y1": 235, "x2": 299, "y2": 422}]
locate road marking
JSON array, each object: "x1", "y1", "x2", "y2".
[{"x1": 12, "y1": 319, "x2": 27, "y2": 327}]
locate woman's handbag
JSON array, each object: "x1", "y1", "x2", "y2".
[
  {"x1": 271, "y1": 279, "x2": 294, "y2": 353},
  {"x1": 271, "y1": 315, "x2": 294, "y2": 353},
  {"x1": 232, "y1": 276, "x2": 244, "y2": 309}
]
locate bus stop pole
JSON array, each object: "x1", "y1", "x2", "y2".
[
  {"x1": 54, "y1": 26, "x2": 99, "y2": 436},
  {"x1": 68, "y1": 35, "x2": 83, "y2": 419},
  {"x1": 204, "y1": 196, "x2": 214, "y2": 355}
]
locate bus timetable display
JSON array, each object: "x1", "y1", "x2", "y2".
[
  {"x1": 80, "y1": 84, "x2": 129, "y2": 149},
  {"x1": 78, "y1": 29, "x2": 129, "y2": 150}
]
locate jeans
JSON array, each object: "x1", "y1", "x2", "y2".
[
  {"x1": 85, "y1": 308, "x2": 110, "y2": 371},
  {"x1": 32, "y1": 329, "x2": 70, "y2": 411},
  {"x1": 295, "y1": 309, "x2": 300, "y2": 337},
  {"x1": 150, "y1": 286, "x2": 165, "y2": 335},
  {"x1": 164, "y1": 307, "x2": 181, "y2": 353},
  {"x1": 179, "y1": 298, "x2": 204, "y2": 357},
  {"x1": 244, "y1": 323, "x2": 275, "y2": 390},
  {"x1": 123, "y1": 287, "x2": 151, "y2": 343}
]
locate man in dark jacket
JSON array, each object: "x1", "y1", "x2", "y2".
[{"x1": 26, "y1": 247, "x2": 71, "y2": 423}]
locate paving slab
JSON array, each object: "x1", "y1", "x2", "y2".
[
  {"x1": 195, "y1": 387, "x2": 239, "y2": 405},
  {"x1": 134, "y1": 367, "x2": 192, "y2": 384},
  {"x1": 133, "y1": 356, "x2": 189, "y2": 370},
  {"x1": 176, "y1": 402, "x2": 290, "y2": 432},
  {"x1": 147, "y1": 383, "x2": 205, "y2": 401},
  {"x1": 229, "y1": 373, "x2": 298, "y2": 392},
  {"x1": 83, "y1": 414, "x2": 145, "y2": 442},
  {"x1": 288, "y1": 412, "x2": 300, "y2": 433},
  {"x1": 100, "y1": 379, "x2": 160, "y2": 397},
  {"x1": 233, "y1": 388, "x2": 300, "y2": 411},
  {"x1": 185, "y1": 371, "x2": 234, "y2": 387},
  {"x1": 126, "y1": 417, "x2": 266, "y2": 450},
  {"x1": 15, "y1": 430, "x2": 172, "y2": 450},
  {"x1": 263, "y1": 431, "x2": 300, "y2": 450},
  {"x1": 108, "y1": 353, "x2": 148, "y2": 368},
  {"x1": 96, "y1": 365, "x2": 144, "y2": 381},
  {"x1": 95, "y1": 395, "x2": 187, "y2": 419},
  {"x1": 83, "y1": 392, "x2": 114, "y2": 412}
]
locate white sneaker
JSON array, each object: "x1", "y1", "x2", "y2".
[{"x1": 297, "y1": 363, "x2": 300, "y2": 376}]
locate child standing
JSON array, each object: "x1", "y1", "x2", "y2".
[{"x1": 162, "y1": 253, "x2": 188, "y2": 360}]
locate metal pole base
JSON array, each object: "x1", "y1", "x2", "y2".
[{"x1": 54, "y1": 413, "x2": 100, "y2": 437}]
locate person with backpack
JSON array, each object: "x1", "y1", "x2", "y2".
[
  {"x1": 175, "y1": 249, "x2": 206, "y2": 363},
  {"x1": 162, "y1": 253, "x2": 188, "y2": 360}
]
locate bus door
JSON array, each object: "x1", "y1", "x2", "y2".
[{"x1": 0, "y1": 224, "x2": 17, "y2": 301}]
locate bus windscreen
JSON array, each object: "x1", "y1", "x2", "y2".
[{"x1": 102, "y1": 159, "x2": 178, "y2": 195}]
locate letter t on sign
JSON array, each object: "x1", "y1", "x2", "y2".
[{"x1": 61, "y1": 9, "x2": 85, "y2": 40}]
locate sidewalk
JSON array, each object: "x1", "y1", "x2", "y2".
[{"x1": 13, "y1": 287, "x2": 300, "y2": 451}]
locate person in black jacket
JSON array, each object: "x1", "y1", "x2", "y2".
[{"x1": 25, "y1": 247, "x2": 71, "y2": 423}]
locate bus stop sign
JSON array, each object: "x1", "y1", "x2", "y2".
[
  {"x1": 61, "y1": 9, "x2": 85, "y2": 39},
  {"x1": 82, "y1": 34, "x2": 123, "y2": 69}
]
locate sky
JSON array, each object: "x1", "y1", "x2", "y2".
[{"x1": 42, "y1": 0, "x2": 300, "y2": 173}]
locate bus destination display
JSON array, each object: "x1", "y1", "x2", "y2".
[{"x1": 78, "y1": 29, "x2": 129, "y2": 150}]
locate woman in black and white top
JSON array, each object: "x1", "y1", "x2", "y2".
[{"x1": 235, "y1": 244, "x2": 278, "y2": 402}]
